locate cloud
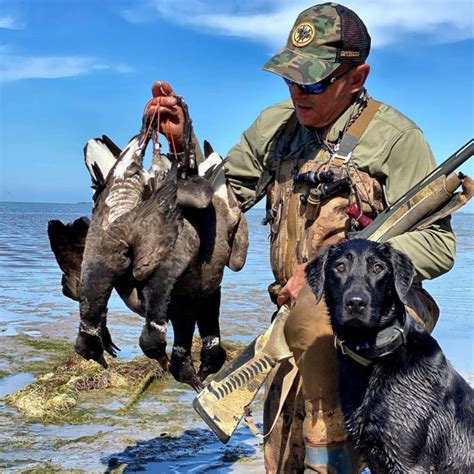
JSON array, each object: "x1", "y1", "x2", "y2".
[
  {"x1": 0, "y1": 53, "x2": 132, "y2": 82},
  {"x1": 124, "y1": 0, "x2": 473, "y2": 48},
  {"x1": 0, "y1": 14, "x2": 23, "y2": 29}
]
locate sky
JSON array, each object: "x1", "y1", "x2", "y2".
[{"x1": 0, "y1": 0, "x2": 473, "y2": 205}]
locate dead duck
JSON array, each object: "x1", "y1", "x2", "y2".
[{"x1": 48, "y1": 131, "x2": 248, "y2": 390}]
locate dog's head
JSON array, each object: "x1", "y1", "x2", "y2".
[{"x1": 305, "y1": 239, "x2": 414, "y2": 341}]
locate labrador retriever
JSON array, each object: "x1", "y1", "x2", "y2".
[{"x1": 305, "y1": 239, "x2": 473, "y2": 473}]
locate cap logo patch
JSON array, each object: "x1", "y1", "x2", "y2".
[{"x1": 291, "y1": 22, "x2": 315, "y2": 48}]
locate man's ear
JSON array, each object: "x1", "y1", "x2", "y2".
[
  {"x1": 349, "y1": 63, "x2": 370, "y2": 94},
  {"x1": 380, "y1": 243, "x2": 414, "y2": 305},
  {"x1": 305, "y1": 247, "x2": 330, "y2": 304}
]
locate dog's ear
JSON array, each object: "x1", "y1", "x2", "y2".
[
  {"x1": 381, "y1": 243, "x2": 415, "y2": 304},
  {"x1": 305, "y1": 247, "x2": 331, "y2": 304}
]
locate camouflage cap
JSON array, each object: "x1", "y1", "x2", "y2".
[{"x1": 263, "y1": 2, "x2": 371, "y2": 84}]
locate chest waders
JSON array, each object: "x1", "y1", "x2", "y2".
[{"x1": 264, "y1": 100, "x2": 386, "y2": 474}]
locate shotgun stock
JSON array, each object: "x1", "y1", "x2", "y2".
[
  {"x1": 193, "y1": 305, "x2": 291, "y2": 443},
  {"x1": 193, "y1": 139, "x2": 473, "y2": 443}
]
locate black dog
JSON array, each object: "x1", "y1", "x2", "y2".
[{"x1": 306, "y1": 239, "x2": 473, "y2": 473}]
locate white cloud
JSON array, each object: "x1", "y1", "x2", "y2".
[
  {"x1": 0, "y1": 53, "x2": 132, "y2": 82},
  {"x1": 0, "y1": 14, "x2": 23, "y2": 29},
  {"x1": 125, "y1": 0, "x2": 474, "y2": 48}
]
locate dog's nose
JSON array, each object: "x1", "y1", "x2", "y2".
[{"x1": 345, "y1": 295, "x2": 368, "y2": 314}]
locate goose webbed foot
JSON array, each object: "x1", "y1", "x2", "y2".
[
  {"x1": 170, "y1": 346, "x2": 203, "y2": 392},
  {"x1": 139, "y1": 322, "x2": 168, "y2": 369},
  {"x1": 75, "y1": 330, "x2": 108, "y2": 368},
  {"x1": 197, "y1": 336, "x2": 227, "y2": 382},
  {"x1": 101, "y1": 325, "x2": 121, "y2": 357}
]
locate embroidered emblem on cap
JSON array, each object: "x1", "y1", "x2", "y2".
[
  {"x1": 340, "y1": 50, "x2": 361, "y2": 57},
  {"x1": 291, "y1": 22, "x2": 315, "y2": 47}
]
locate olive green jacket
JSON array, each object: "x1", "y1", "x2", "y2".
[{"x1": 224, "y1": 98, "x2": 455, "y2": 282}]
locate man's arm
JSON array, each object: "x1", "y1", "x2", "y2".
[
  {"x1": 225, "y1": 100, "x2": 295, "y2": 209},
  {"x1": 379, "y1": 128, "x2": 456, "y2": 281},
  {"x1": 224, "y1": 113, "x2": 265, "y2": 207}
]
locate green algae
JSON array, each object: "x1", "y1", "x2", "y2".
[
  {"x1": 6, "y1": 354, "x2": 165, "y2": 422},
  {"x1": 21, "y1": 466, "x2": 87, "y2": 474},
  {"x1": 52, "y1": 432, "x2": 109, "y2": 449},
  {"x1": 22, "y1": 337, "x2": 72, "y2": 353},
  {"x1": 4, "y1": 334, "x2": 246, "y2": 427}
]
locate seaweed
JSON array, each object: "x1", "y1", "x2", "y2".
[{"x1": 5, "y1": 337, "x2": 246, "y2": 423}]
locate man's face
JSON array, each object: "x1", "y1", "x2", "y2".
[{"x1": 288, "y1": 68, "x2": 360, "y2": 129}]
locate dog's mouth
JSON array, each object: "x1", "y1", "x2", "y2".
[
  {"x1": 343, "y1": 319, "x2": 368, "y2": 329},
  {"x1": 339, "y1": 320, "x2": 379, "y2": 346}
]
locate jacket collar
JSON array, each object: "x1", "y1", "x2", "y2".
[{"x1": 304, "y1": 88, "x2": 370, "y2": 145}]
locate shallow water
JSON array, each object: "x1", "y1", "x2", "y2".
[{"x1": 0, "y1": 202, "x2": 472, "y2": 472}]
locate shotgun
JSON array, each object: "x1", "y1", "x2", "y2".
[{"x1": 193, "y1": 139, "x2": 473, "y2": 443}]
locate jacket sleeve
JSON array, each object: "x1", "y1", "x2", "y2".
[
  {"x1": 224, "y1": 101, "x2": 296, "y2": 209},
  {"x1": 224, "y1": 113, "x2": 266, "y2": 207},
  {"x1": 381, "y1": 128, "x2": 456, "y2": 281}
]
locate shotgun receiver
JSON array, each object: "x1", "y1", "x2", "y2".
[{"x1": 193, "y1": 139, "x2": 473, "y2": 443}]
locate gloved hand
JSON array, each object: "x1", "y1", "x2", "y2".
[{"x1": 143, "y1": 81, "x2": 186, "y2": 154}]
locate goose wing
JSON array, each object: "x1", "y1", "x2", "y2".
[
  {"x1": 131, "y1": 163, "x2": 182, "y2": 282},
  {"x1": 47, "y1": 217, "x2": 90, "y2": 300},
  {"x1": 84, "y1": 135, "x2": 121, "y2": 202}
]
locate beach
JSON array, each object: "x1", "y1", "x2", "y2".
[{"x1": 0, "y1": 202, "x2": 472, "y2": 473}]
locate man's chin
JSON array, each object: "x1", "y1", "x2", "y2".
[
  {"x1": 296, "y1": 114, "x2": 330, "y2": 130},
  {"x1": 294, "y1": 108, "x2": 322, "y2": 128}
]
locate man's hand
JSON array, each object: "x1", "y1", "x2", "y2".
[
  {"x1": 277, "y1": 262, "x2": 309, "y2": 306},
  {"x1": 143, "y1": 81, "x2": 185, "y2": 154}
]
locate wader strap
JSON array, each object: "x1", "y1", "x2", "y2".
[
  {"x1": 273, "y1": 112, "x2": 301, "y2": 159},
  {"x1": 331, "y1": 99, "x2": 382, "y2": 167},
  {"x1": 244, "y1": 356, "x2": 299, "y2": 439},
  {"x1": 285, "y1": 193, "x2": 300, "y2": 277}
]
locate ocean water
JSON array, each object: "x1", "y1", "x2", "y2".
[{"x1": 0, "y1": 202, "x2": 472, "y2": 472}]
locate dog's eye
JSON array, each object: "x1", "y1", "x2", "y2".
[
  {"x1": 373, "y1": 264, "x2": 384, "y2": 274},
  {"x1": 335, "y1": 263, "x2": 346, "y2": 273}
]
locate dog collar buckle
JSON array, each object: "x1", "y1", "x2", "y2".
[
  {"x1": 335, "y1": 336, "x2": 372, "y2": 367},
  {"x1": 334, "y1": 336, "x2": 347, "y2": 355}
]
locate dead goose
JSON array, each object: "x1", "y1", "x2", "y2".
[
  {"x1": 48, "y1": 133, "x2": 248, "y2": 390},
  {"x1": 78, "y1": 127, "x2": 182, "y2": 370}
]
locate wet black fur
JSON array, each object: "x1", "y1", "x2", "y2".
[{"x1": 306, "y1": 239, "x2": 473, "y2": 473}]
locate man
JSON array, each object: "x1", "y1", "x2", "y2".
[{"x1": 145, "y1": 3, "x2": 455, "y2": 472}]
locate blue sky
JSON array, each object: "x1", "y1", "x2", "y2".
[{"x1": 0, "y1": 0, "x2": 473, "y2": 205}]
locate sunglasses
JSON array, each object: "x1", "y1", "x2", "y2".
[{"x1": 284, "y1": 67, "x2": 353, "y2": 94}]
